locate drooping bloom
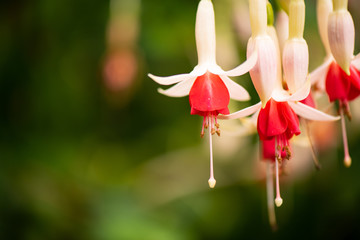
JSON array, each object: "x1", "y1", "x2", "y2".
[
  {"x1": 220, "y1": 0, "x2": 339, "y2": 209},
  {"x1": 310, "y1": 0, "x2": 360, "y2": 167},
  {"x1": 148, "y1": 0, "x2": 257, "y2": 188}
]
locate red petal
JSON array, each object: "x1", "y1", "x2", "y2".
[
  {"x1": 281, "y1": 103, "x2": 301, "y2": 139},
  {"x1": 261, "y1": 139, "x2": 287, "y2": 161},
  {"x1": 257, "y1": 99, "x2": 287, "y2": 140},
  {"x1": 189, "y1": 72, "x2": 230, "y2": 116},
  {"x1": 257, "y1": 99, "x2": 300, "y2": 141},
  {"x1": 347, "y1": 65, "x2": 360, "y2": 101},
  {"x1": 300, "y1": 91, "x2": 316, "y2": 108},
  {"x1": 325, "y1": 61, "x2": 350, "y2": 102}
]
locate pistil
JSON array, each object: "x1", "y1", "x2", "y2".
[
  {"x1": 274, "y1": 143, "x2": 283, "y2": 207},
  {"x1": 339, "y1": 104, "x2": 352, "y2": 167},
  {"x1": 208, "y1": 123, "x2": 216, "y2": 188}
]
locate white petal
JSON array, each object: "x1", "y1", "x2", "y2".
[
  {"x1": 225, "y1": 50, "x2": 258, "y2": 77},
  {"x1": 351, "y1": 53, "x2": 360, "y2": 71},
  {"x1": 309, "y1": 57, "x2": 332, "y2": 87},
  {"x1": 148, "y1": 73, "x2": 194, "y2": 85},
  {"x1": 272, "y1": 78, "x2": 310, "y2": 102},
  {"x1": 220, "y1": 75, "x2": 250, "y2": 101},
  {"x1": 158, "y1": 76, "x2": 196, "y2": 97},
  {"x1": 271, "y1": 88, "x2": 291, "y2": 102},
  {"x1": 288, "y1": 101, "x2": 340, "y2": 121},
  {"x1": 218, "y1": 102, "x2": 261, "y2": 120}
]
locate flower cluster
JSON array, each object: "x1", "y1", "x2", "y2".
[{"x1": 148, "y1": 0, "x2": 357, "y2": 229}]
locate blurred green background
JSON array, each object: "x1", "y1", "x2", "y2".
[{"x1": 1, "y1": 0, "x2": 360, "y2": 239}]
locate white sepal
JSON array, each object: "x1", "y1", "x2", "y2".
[
  {"x1": 272, "y1": 77, "x2": 311, "y2": 102},
  {"x1": 220, "y1": 75, "x2": 250, "y2": 101},
  {"x1": 218, "y1": 102, "x2": 262, "y2": 120},
  {"x1": 309, "y1": 57, "x2": 332, "y2": 87},
  {"x1": 225, "y1": 50, "x2": 258, "y2": 77},
  {"x1": 158, "y1": 77, "x2": 196, "y2": 97},
  {"x1": 148, "y1": 73, "x2": 194, "y2": 85},
  {"x1": 288, "y1": 101, "x2": 340, "y2": 121}
]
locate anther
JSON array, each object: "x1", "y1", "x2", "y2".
[
  {"x1": 211, "y1": 128, "x2": 216, "y2": 135},
  {"x1": 216, "y1": 129, "x2": 220, "y2": 136}
]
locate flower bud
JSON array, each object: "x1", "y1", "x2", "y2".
[{"x1": 328, "y1": 5, "x2": 354, "y2": 75}]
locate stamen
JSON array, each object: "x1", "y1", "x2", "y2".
[
  {"x1": 215, "y1": 116, "x2": 220, "y2": 136},
  {"x1": 340, "y1": 107, "x2": 352, "y2": 167},
  {"x1": 201, "y1": 117, "x2": 206, "y2": 138},
  {"x1": 208, "y1": 125, "x2": 216, "y2": 188},
  {"x1": 266, "y1": 161, "x2": 277, "y2": 231},
  {"x1": 210, "y1": 115, "x2": 215, "y2": 135},
  {"x1": 285, "y1": 146, "x2": 291, "y2": 160},
  {"x1": 204, "y1": 116, "x2": 209, "y2": 129},
  {"x1": 275, "y1": 153, "x2": 283, "y2": 207},
  {"x1": 344, "y1": 101, "x2": 352, "y2": 120}
]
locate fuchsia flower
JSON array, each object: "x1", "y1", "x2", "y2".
[
  {"x1": 148, "y1": 0, "x2": 257, "y2": 188},
  {"x1": 311, "y1": 0, "x2": 360, "y2": 167},
  {"x1": 220, "y1": 0, "x2": 339, "y2": 207}
]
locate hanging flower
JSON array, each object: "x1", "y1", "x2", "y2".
[
  {"x1": 310, "y1": 0, "x2": 360, "y2": 167},
  {"x1": 220, "y1": 0, "x2": 339, "y2": 208},
  {"x1": 148, "y1": 0, "x2": 257, "y2": 188}
]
